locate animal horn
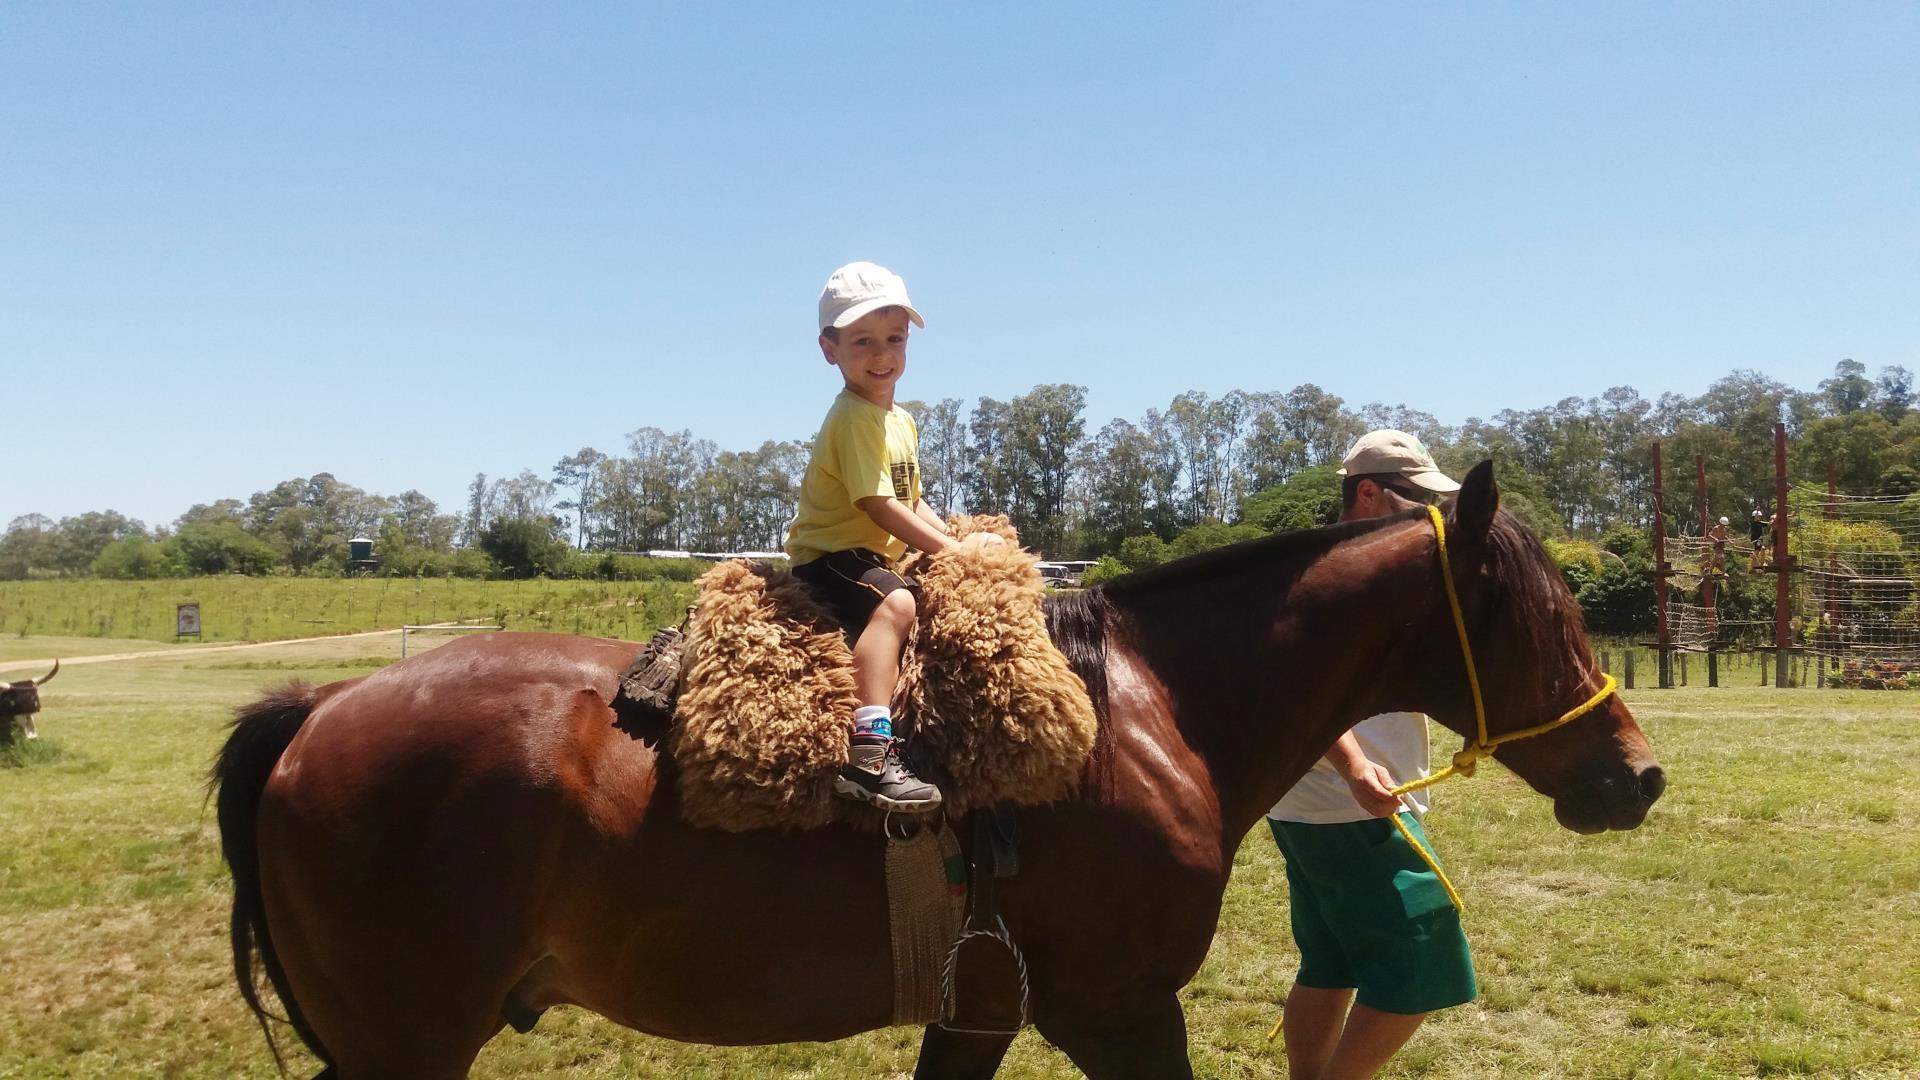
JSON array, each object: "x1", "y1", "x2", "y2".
[{"x1": 33, "y1": 659, "x2": 58, "y2": 686}]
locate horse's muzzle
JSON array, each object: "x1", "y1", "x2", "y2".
[
  {"x1": 1555, "y1": 763, "x2": 1665, "y2": 835},
  {"x1": 1636, "y1": 764, "x2": 1667, "y2": 803}
]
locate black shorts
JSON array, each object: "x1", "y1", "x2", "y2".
[{"x1": 792, "y1": 549, "x2": 916, "y2": 641}]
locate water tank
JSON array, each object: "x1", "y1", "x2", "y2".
[{"x1": 348, "y1": 536, "x2": 375, "y2": 561}]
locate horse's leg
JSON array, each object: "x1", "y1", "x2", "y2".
[
  {"x1": 912, "y1": 1025, "x2": 1015, "y2": 1080},
  {"x1": 1034, "y1": 995, "x2": 1193, "y2": 1080}
]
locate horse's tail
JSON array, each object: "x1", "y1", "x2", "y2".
[{"x1": 210, "y1": 682, "x2": 334, "y2": 1076}]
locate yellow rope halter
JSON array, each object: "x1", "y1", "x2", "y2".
[
  {"x1": 1268, "y1": 505, "x2": 1618, "y2": 1042},
  {"x1": 1383, "y1": 505, "x2": 1620, "y2": 913}
]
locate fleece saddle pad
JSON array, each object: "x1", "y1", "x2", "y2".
[{"x1": 669, "y1": 516, "x2": 1098, "y2": 832}]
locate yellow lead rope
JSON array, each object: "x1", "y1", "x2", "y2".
[{"x1": 1269, "y1": 506, "x2": 1619, "y2": 1042}]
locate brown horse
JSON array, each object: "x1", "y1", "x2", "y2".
[{"x1": 214, "y1": 463, "x2": 1664, "y2": 1079}]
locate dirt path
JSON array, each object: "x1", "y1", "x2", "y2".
[{"x1": 0, "y1": 624, "x2": 487, "y2": 676}]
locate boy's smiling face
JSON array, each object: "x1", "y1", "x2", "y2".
[{"x1": 821, "y1": 306, "x2": 911, "y2": 408}]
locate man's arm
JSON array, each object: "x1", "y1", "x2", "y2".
[
  {"x1": 858, "y1": 496, "x2": 955, "y2": 554},
  {"x1": 1324, "y1": 732, "x2": 1403, "y2": 818}
]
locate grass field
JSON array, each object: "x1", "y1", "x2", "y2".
[
  {"x1": 2, "y1": 634, "x2": 1916, "y2": 1079},
  {"x1": 0, "y1": 578, "x2": 696, "y2": 646}
]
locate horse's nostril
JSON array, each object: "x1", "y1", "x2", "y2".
[{"x1": 1638, "y1": 765, "x2": 1667, "y2": 803}]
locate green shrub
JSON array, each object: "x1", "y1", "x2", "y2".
[
  {"x1": 1241, "y1": 464, "x2": 1341, "y2": 532},
  {"x1": 1545, "y1": 538, "x2": 1606, "y2": 594},
  {"x1": 90, "y1": 536, "x2": 182, "y2": 579},
  {"x1": 599, "y1": 554, "x2": 710, "y2": 581},
  {"x1": 1600, "y1": 523, "x2": 1651, "y2": 562},
  {"x1": 1575, "y1": 556, "x2": 1656, "y2": 637},
  {"x1": 1116, "y1": 534, "x2": 1171, "y2": 571},
  {"x1": 379, "y1": 548, "x2": 496, "y2": 578},
  {"x1": 478, "y1": 519, "x2": 569, "y2": 579},
  {"x1": 168, "y1": 522, "x2": 279, "y2": 575},
  {"x1": 1078, "y1": 555, "x2": 1129, "y2": 586},
  {"x1": 1169, "y1": 520, "x2": 1267, "y2": 559}
]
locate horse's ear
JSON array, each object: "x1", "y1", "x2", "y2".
[{"x1": 1452, "y1": 460, "x2": 1499, "y2": 541}]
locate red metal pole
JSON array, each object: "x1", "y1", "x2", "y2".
[
  {"x1": 1652, "y1": 442, "x2": 1671, "y2": 688},
  {"x1": 1698, "y1": 454, "x2": 1718, "y2": 684},
  {"x1": 1824, "y1": 460, "x2": 1838, "y2": 688},
  {"x1": 1697, "y1": 453, "x2": 1714, "y2": 615},
  {"x1": 1774, "y1": 422, "x2": 1792, "y2": 686}
]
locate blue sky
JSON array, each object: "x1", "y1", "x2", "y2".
[{"x1": 5, "y1": 3, "x2": 1916, "y2": 528}]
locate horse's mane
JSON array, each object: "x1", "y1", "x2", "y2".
[
  {"x1": 1043, "y1": 513, "x2": 1416, "y2": 730},
  {"x1": 1099, "y1": 513, "x2": 1408, "y2": 597},
  {"x1": 1042, "y1": 505, "x2": 1597, "y2": 756},
  {"x1": 1044, "y1": 588, "x2": 1116, "y2": 798},
  {"x1": 1043, "y1": 514, "x2": 1407, "y2": 800},
  {"x1": 1480, "y1": 511, "x2": 1599, "y2": 701}
]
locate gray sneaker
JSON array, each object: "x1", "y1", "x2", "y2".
[{"x1": 835, "y1": 737, "x2": 943, "y2": 813}]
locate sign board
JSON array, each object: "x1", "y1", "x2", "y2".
[{"x1": 176, "y1": 603, "x2": 202, "y2": 637}]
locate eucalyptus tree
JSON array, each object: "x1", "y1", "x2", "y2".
[
  {"x1": 965, "y1": 397, "x2": 1017, "y2": 519},
  {"x1": 1241, "y1": 391, "x2": 1308, "y2": 493},
  {"x1": 0, "y1": 514, "x2": 56, "y2": 579},
  {"x1": 1081, "y1": 418, "x2": 1161, "y2": 551},
  {"x1": 1875, "y1": 365, "x2": 1913, "y2": 423},
  {"x1": 381, "y1": 490, "x2": 459, "y2": 552},
  {"x1": 552, "y1": 448, "x2": 609, "y2": 549},
  {"x1": 1281, "y1": 383, "x2": 1365, "y2": 470},
  {"x1": 247, "y1": 474, "x2": 390, "y2": 571},
  {"x1": 47, "y1": 510, "x2": 149, "y2": 575},
  {"x1": 1005, "y1": 383, "x2": 1088, "y2": 555},
  {"x1": 624, "y1": 427, "x2": 716, "y2": 550},
  {"x1": 904, "y1": 398, "x2": 968, "y2": 516}
]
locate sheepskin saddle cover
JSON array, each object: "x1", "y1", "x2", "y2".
[{"x1": 670, "y1": 515, "x2": 1098, "y2": 832}]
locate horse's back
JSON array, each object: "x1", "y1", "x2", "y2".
[
  {"x1": 285, "y1": 631, "x2": 647, "y2": 794},
  {"x1": 262, "y1": 630, "x2": 664, "y2": 887}
]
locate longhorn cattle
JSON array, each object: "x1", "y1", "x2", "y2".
[{"x1": 1, "y1": 660, "x2": 58, "y2": 744}]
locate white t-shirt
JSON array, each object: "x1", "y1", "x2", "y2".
[{"x1": 1268, "y1": 712, "x2": 1433, "y2": 824}]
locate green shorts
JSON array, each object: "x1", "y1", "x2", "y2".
[{"x1": 1268, "y1": 814, "x2": 1477, "y2": 1015}]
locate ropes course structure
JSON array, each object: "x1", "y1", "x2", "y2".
[
  {"x1": 1646, "y1": 425, "x2": 1918, "y2": 690},
  {"x1": 1658, "y1": 535, "x2": 1775, "y2": 650},
  {"x1": 1645, "y1": 438, "x2": 1794, "y2": 687},
  {"x1": 1791, "y1": 479, "x2": 1920, "y2": 688}
]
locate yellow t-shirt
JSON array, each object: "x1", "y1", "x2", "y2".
[{"x1": 785, "y1": 390, "x2": 922, "y2": 566}]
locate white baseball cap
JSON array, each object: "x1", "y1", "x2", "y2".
[
  {"x1": 1338, "y1": 429, "x2": 1461, "y2": 493},
  {"x1": 818, "y1": 261, "x2": 924, "y2": 332}
]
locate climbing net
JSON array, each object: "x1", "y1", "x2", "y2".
[
  {"x1": 1659, "y1": 532, "x2": 1777, "y2": 653},
  {"x1": 1660, "y1": 600, "x2": 1774, "y2": 653},
  {"x1": 1790, "y1": 486, "x2": 1920, "y2": 682}
]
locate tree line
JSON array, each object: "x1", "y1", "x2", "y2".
[{"x1": 5, "y1": 361, "x2": 1915, "y2": 601}]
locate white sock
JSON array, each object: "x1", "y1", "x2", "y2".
[
  {"x1": 850, "y1": 706, "x2": 893, "y2": 771},
  {"x1": 852, "y1": 705, "x2": 892, "y2": 739}
]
